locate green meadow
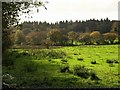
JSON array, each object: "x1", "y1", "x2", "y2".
[{"x1": 3, "y1": 45, "x2": 120, "y2": 88}]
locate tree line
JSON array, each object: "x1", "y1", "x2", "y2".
[{"x1": 10, "y1": 19, "x2": 119, "y2": 48}]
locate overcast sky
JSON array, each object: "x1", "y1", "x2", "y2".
[{"x1": 19, "y1": 0, "x2": 120, "y2": 23}]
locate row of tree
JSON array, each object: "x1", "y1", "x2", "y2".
[
  {"x1": 21, "y1": 18, "x2": 119, "y2": 35},
  {"x1": 12, "y1": 28, "x2": 119, "y2": 48}
]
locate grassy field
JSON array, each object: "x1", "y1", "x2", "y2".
[{"x1": 3, "y1": 45, "x2": 120, "y2": 88}]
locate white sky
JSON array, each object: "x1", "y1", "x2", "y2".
[{"x1": 19, "y1": 0, "x2": 120, "y2": 23}]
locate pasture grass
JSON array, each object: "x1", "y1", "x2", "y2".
[{"x1": 2, "y1": 45, "x2": 119, "y2": 88}]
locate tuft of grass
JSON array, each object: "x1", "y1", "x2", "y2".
[
  {"x1": 59, "y1": 64, "x2": 70, "y2": 73},
  {"x1": 73, "y1": 65, "x2": 90, "y2": 79},
  {"x1": 106, "y1": 59, "x2": 114, "y2": 64},
  {"x1": 114, "y1": 60, "x2": 119, "y2": 63},
  {"x1": 74, "y1": 53, "x2": 78, "y2": 55},
  {"x1": 109, "y1": 63, "x2": 115, "y2": 67},
  {"x1": 77, "y1": 58, "x2": 84, "y2": 61},
  {"x1": 91, "y1": 61, "x2": 97, "y2": 64},
  {"x1": 61, "y1": 59, "x2": 68, "y2": 64},
  {"x1": 89, "y1": 70, "x2": 100, "y2": 80},
  {"x1": 73, "y1": 65, "x2": 100, "y2": 80},
  {"x1": 106, "y1": 59, "x2": 119, "y2": 64}
]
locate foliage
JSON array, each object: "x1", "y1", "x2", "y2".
[
  {"x1": 14, "y1": 29, "x2": 26, "y2": 45},
  {"x1": 47, "y1": 29, "x2": 63, "y2": 45},
  {"x1": 43, "y1": 38, "x2": 52, "y2": 49},
  {"x1": 90, "y1": 31, "x2": 102, "y2": 44},
  {"x1": 103, "y1": 32, "x2": 118, "y2": 44},
  {"x1": 25, "y1": 31, "x2": 47, "y2": 45},
  {"x1": 6, "y1": 19, "x2": 120, "y2": 48},
  {"x1": 60, "y1": 35, "x2": 69, "y2": 45},
  {"x1": 2, "y1": 1, "x2": 47, "y2": 52},
  {"x1": 79, "y1": 33, "x2": 91, "y2": 45},
  {"x1": 68, "y1": 31, "x2": 78, "y2": 45}
]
